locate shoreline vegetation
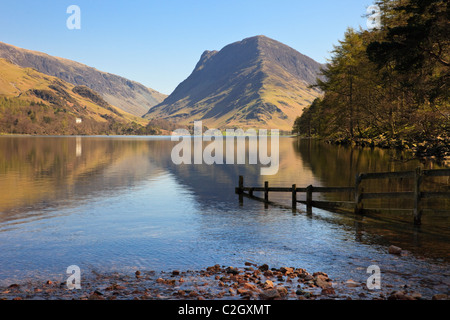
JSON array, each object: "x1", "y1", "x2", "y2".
[
  {"x1": 293, "y1": 0, "x2": 449, "y2": 164},
  {"x1": 1, "y1": 263, "x2": 448, "y2": 301},
  {"x1": 310, "y1": 135, "x2": 449, "y2": 166}
]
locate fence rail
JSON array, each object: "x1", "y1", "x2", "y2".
[{"x1": 236, "y1": 167, "x2": 450, "y2": 225}]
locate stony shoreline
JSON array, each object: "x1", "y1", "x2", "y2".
[{"x1": 1, "y1": 263, "x2": 448, "y2": 301}]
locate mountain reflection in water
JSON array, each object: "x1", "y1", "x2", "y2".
[{"x1": 0, "y1": 136, "x2": 448, "y2": 295}]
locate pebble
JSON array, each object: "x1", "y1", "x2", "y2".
[
  {"x1": 226, "y1": 267, "x2": 240, "y2": 275},
  {"x1": 259, "y1": 289, "x2": 280, "y2": 300},
  {"x1": 237, "y1": 288, "x2": 249, "y2": 295},
  {"x1": 259, "y1": 264, "x2": 269, "y2": 271},
  {"x1": 345, "y1": 280, "x2": 360, "y2": 288},
  {"x1": 88, "y1": 293, "x2": 105, "y2": 300},
  {"x1": 276, "y1": 286, "x2": 288, "y2": 297},
  {"x1": 388, "y1": 245, "x2": 403, "y2": 255},
  {"x1": 410, "y1": 292, "x2": 422, "y2": 299},
  {"x1": 264, "y1": 280, "x2": 274, "y2": 289},
  {"x1": 188, "y1": 291, "x2": 198, "y2": 297},
  {"x1": 315, "y1": 274, "x2": 332, "y2": 289},
  {"x1": 321, "y1": 288, "x2": 336, "y2": 295},
  {"x1": 388, "y1": 291, "x2": 414, "y2": 300},
  {"x1": 280, "y1": 267, "x2": 294, "y2": 275},
  {"x1": 264, "y1": 270, "x2": 273, "y2": 277},
  {"x1": 304, "y1": 274, "x2": 314, "y2": 281},
  {"x1": 243, "y1": 283, "x2": 257, "y2": 291},
  {"x1": 432, "y1": 294, "x2": 448, "y2": 300}
]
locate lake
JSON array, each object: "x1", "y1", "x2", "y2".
[{"x1": 0, "y1": 136, "x2": 449, "y2": 297}]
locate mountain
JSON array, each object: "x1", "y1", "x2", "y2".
[
  {"x1": 0, "y1": 42, "x2": 167, "y2": 116},
  {"x1": 144, "y1": 35, "x2": 323, "y2": 131},
  {"x1": 0, "y1": 58, "x2": 157, "y2": 135}
]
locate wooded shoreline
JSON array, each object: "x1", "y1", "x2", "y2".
[{"x1": 293, "y1": 0, "x2": 449, "y2": 164}]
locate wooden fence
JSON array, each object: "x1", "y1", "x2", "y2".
[{"x1": 235, "y1": 167, "x2": 450, "y2": 225}]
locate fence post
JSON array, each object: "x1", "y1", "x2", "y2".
[
  {"x1": 292, "y1": 184, "x2": 297, "y2": 211},
  {"x1": 235, "y1": 176, "x2": 244, "y2": 194},
  {"x1": 354, "y1": 173, "x2": 363, "y2": 214},
  {"x1": 237, "y1": 176, "x2": 244, "y2": 205},
  {"x1": 306, "y1": 185, "x2": 313, "y2": 211},
  {"x1": 264, "y1": 181, "x2": 269, "y2": 203},
  {"x1": 413, "y1": 167, "x2": 423, "y2": 225}
]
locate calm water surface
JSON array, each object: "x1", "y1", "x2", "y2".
[{"x1": 0, "y1": 136, "x2": 449, "y2": 297}]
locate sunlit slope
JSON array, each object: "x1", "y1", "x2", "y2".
[
  {"x1": 0, "y1": 42, "x2": 167, "y2": 116},
  {"x1": 0, "y1": 58, "x2": 148, "y2": 134}
]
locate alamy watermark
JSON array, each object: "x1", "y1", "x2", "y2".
[
  {"x1": 366, "y1": 5, "x2": 381, "y2": 30},
  {"x1": 66, "y1": 5, "x2": 81, "y2": 30},
  {"x1": 66, "y1": 265, "x2": 81, "y2": 290},
  {"x1": 171, "y1": 121, "x2": 279, "y2": 176},
  {"x1": 366, "y1": 265, "x2": 381, "y2": 290}
]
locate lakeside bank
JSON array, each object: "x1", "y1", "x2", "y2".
[{"x1": 0, "y1": 263, "x2": 448, "y2": 301}]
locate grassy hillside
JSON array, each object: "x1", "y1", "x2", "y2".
[
  {"x1": 0, "y1": 42, "x2": 167, "y2": 116},
  {"x1": 0, "y1": 58, "x2": 160, "y2": 135}
]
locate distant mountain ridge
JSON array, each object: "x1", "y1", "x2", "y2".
[
  {"x1": 144, "y1": 35, "x2": 324, "y2": 131},
  {"x1": 0, "y1": 42, "x2": 167, "y2": 116},
  {"x1": 0, "y1": 58, "x2": 155, "y2": 135}
]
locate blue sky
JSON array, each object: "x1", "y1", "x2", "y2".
[{"x1": 0, "y1": 0, "x2": 373, "y2": 95}]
